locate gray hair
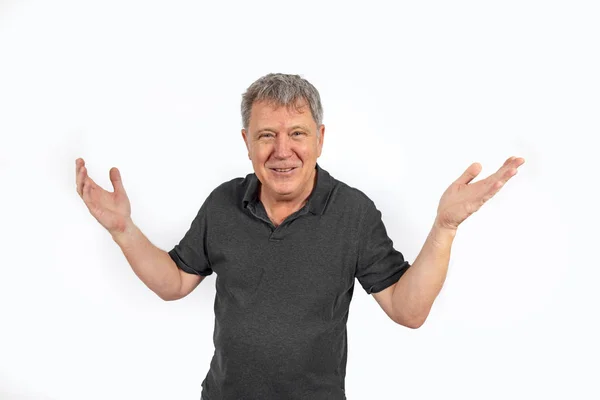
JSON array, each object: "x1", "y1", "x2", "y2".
[{"x1": 241, "y1": 73, "x2": 323, "y2": 133}]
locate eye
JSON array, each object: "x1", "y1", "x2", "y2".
[
  {"x1": 259, "y1": 133, "x2": 274, "y2": 138},
  {"x1": 292, "y1": 131, "x2": 304, "y2": 136}
]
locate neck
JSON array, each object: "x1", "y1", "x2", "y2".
[{"x1": 259, "y1": 168, "x2": 317, "y2": 216}]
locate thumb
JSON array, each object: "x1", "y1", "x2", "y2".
[
  {"x1": 454, "y1": 162, "x2": 482, "y2": 185},
  {"x1": 109, "y1": 167, "x2": 126, "y2": 194}
]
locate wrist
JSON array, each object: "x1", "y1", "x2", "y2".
[
  {"x1": 431, "y1": 220, "x2": 457, "y2": 247},
  {"x1": 433, "y1": 216, "x2": 458, "y2": 234},
  {"x1": 111, "y1": 218, "x2": 137, "y2": 246}
]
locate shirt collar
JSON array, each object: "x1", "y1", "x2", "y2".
[{"x1": 242, "y1": 163, "x2": 334, "y2": 216}]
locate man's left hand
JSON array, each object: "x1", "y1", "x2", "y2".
[{"x1": 435, "y1": 156, "x2": 525, "y2": 231}]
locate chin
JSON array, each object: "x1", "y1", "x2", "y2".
[{"x1": 271, "y1": 184, "x2": 298, "y2": 197}]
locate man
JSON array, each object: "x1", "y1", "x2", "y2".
[{"x1": 75, "y1": 73, "x2": 524, "y2": 399}]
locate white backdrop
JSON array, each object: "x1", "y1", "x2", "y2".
[{"x1": 1, "y1": 0, "x2": 598, "y2": 399}]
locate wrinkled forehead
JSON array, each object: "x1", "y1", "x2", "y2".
[{"x1": 249, "y1": 98, "x2": 315, "y2": 130}]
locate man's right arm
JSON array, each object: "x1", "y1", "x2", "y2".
[{"x1": 112, "y1": 220, "x2": 204, "y2": 301}]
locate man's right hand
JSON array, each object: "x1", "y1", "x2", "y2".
[
  {"x1": 75, "y1": 158, "x2": 133, "y2": 238},
  {"x1": 75, "y1": 158, "x2": 202, "y2": 300}
]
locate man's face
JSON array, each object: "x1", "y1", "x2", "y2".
[{"x1": 242, "y1": 99, "x2": 325, "y2": 203}]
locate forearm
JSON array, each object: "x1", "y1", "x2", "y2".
[
  {"x1": 392, "y1": 220, "x2": 456, "y2": 327},
  {"x1": 111, "y1": 220, "x2": 182, "y2": 300}
]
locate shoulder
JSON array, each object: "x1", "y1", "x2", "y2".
[
  {"x1": 321, "y1": 174, "x2": 382, "y2": 244},
  {"x1": 316, "y1": 172, "x2": 374, "y2": 228},
  {"x1": 210, "y1": 175, "x2": 247, "y2": 198},
  {"x1": 203, "y1": 172, "x2": 254, "y2": 209},
  {"x1": 330, "y1": 174, "x2": 375, "y2": 209}
]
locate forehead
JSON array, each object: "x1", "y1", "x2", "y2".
[{"x1": 249, "y1": 99, "x2": 315, "y2": 129}]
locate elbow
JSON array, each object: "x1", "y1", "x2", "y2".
[
  {"x1": 155, "y1": 275, "x2": 185, "y2": 301},
  {"x1": 156, "y1": 289, "x2": 182, "y2": 302},
  {"x1": 395, "y1": 313, "x2": 428, "y2": 329},
  {"x1": 403, "y1": 317, "x2": 426, "y2": 329}
]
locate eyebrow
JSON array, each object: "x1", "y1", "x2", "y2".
[{"x1": 257, "y1": 125, "x2": 311, "y2": 134}]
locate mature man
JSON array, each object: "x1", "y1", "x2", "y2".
[{"x1": 75, "y1": 73, "x2": 524, "y2": 399}]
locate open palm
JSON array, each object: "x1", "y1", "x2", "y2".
[
  {"x1": 75, "y1": 158, "x2": 132, "y2": 235},
  {"x1": 436, "y1": 156, "x2": 525, "y2": 230}
]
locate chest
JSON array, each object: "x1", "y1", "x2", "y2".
[{"x1": 206, "y1": 213, "x2": 359, "y2": 312}]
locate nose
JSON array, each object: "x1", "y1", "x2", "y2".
[{"x1": 273, "y1": 134, "x2": 293, "y2": 159}]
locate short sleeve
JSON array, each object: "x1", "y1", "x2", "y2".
[
  {"x1": 355, "y1": 200, "x2": 410, "y2": 295},
  {"x1": 168, "y1": 194, "x2": 214, "y2": 277}
]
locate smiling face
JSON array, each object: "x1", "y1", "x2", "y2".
[{"x1": 241, "y1": 99, "x2": 325, "y2": 206}]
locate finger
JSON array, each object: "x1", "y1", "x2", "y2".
[
  {"x1": 82, "y1": 174, "x2": 102, "y2": 204},
  {"x1": 502, "y1": 156, "x2": 526, "y2": 172},
  {"x1": 498, "y1": 158, "x2": 523, "y2": 181},
  {"x1": 454, "y1": 162, "x2": 482, "y2": 185},
  {"x1": 109, "y1": 167, "x2": 126, "y2": 195},
  {"x1": 82, "y1": 177, "x2": 103, "y2": 217},
  {"x1": 79, "y1": 165, "x2": 90, "y2": 198},
  {"x1": 75, "y1": 159, "x2": 79, "y2": 179},
  {"x1": 76, "y1": 159, "x2": 88, "y2": 196},
  {"x1": 486, "y1": 164, "x2": 521, "y2": 200},
  {"x1": 488, "y1": 179, "x2": 505, "y2": 199},
  {"x1": 512, "y1": 157, "x2": 525, "y2": 169},
  {"x1": 77, "y1": 165, "x2": 87, "y2": 197},
  {"x1": 488, "y1": 156, "x2": 522, "y2": 185},
  {"x1": 502, "y1": 156, "x2": 516, "y2": 167},
  {"x1": 82, "y1": 176, "x2": 92, "y2": 206},
  {"x1": 75, "y1": 159, "x2": 82, "y2": 195}
]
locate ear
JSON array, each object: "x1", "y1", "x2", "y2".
[
  {"x1": 241, "y1": 129, "x2": 251, "y2": 159},
  {"x1": 317, "y1": 124, "x2": 325, "y2": 157}
]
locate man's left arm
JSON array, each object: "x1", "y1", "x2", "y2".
[
  {"x1": 390, "y1": 221, "x2": 455, "y2": 328},
  {"x1": 389, "y1": 156, "x2": 525, "y2": 328}
]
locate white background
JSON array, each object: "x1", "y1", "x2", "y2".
[{"x1": 1, "y1": 0, "x2": 598, "y2": 399}]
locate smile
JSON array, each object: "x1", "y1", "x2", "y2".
[{"x1": 270, "y1": 167, "x2": 297, "y2": 174}]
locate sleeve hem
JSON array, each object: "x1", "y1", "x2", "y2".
[
  {"x1": 367, "y1": 261, "x2": 411, "y2": 294},
  {"x1": 168, "y1": 248, "x2": 213, "y2": 277}
]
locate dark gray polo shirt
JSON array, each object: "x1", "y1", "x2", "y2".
[{"x1": 168, "y1": 163, "x2": 411, "y2": 400}]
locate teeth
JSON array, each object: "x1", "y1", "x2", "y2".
[{"x1": 274, "y1": 168, "x2": 292, "y2": 172}]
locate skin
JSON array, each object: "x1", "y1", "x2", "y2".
[
  {"x1": 435, "y1": 156, "x2": 526, "y2": 230},
  {"x1": 74, "y1": 100, "x2": 525, "y2": 321},
  {"x1": 75, "y1": 158, "x2": 131, "y2": 237},
  {"x1": 72, "y1": 97, "x2": 327, "y2": 302},
  {"x1": 241, "y1": 99, "x2": 325, "y2": 226},
  {"x1": 376, "y1": 156, "x2": 526, "y2": 328},
  {"x1": 74, "y1": 98, "x2": 326, "y2": 234},
  {"x1": 75, "y1": 159, "x2": 204, "y2": 301}
]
